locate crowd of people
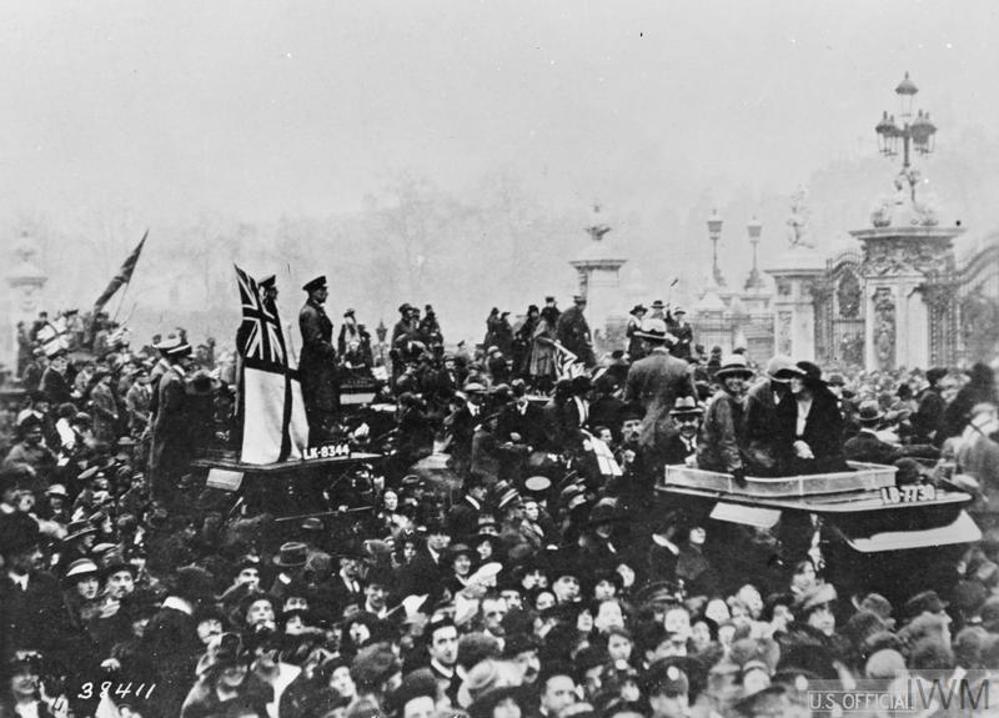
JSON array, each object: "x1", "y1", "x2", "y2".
[{"x1": 0, "y1": 280, "x2": 998, "y2": 718}]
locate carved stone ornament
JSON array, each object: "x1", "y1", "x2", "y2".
[
  {"x1": 872, "y1": 287, "x2": 896, "y2": 370},
  {"x1": 961, "y1": 286, "x2": 999, "y2": 360},
  {"x1": 777, "y1": 311, "x2": 793, "y2": 356},
  {"x1": 862, "y1": 237, "x2": 950, "y2": 277}
]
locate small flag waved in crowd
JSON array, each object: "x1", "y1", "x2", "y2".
[
  {"x1": 93, "y1": 230, "x2": 148, "y2": 312},
  {"x1": 234, "y1": 266, "x2": 309, "y2": 464},
  {"x1": 552, "y1": 339, "x2": 587, "y2": 379}
]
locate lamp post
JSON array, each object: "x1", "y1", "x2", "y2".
[
  {"x1": 874, "y1": 72, "x2": 937, "y2": 202},
  {"x1": 707, "y1": 209, "x2": 725, "y2": 287},
  {"x1": 744, "y1": 217, "x2": 765, "y2": 291}
]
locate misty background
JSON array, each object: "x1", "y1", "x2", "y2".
[{"x1": 5, "y1": 0, "x2": 999, "y2": 348}]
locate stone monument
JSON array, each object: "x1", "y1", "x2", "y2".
[
  {"x1": 569, "y1": 205, "x2": 628, "y2": 354},
  {"x1": 3, "y1": 231, "x2": 48, "y2": 374}
]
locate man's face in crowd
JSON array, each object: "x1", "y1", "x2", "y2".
[
  {"x1": 523, "y1": 501, "x2": 540, "y2": 522},
  {"x1": 673, "y1": 413, "x2": 700, "y2": 439},
  {"x1": 521, "y1": 568, "x2": 546, "y2": 591},
  {"x1": 106, "y1": 570, "x2": 135, "y2": 599},
  {"x1": 341, "y1": 557, "x2": 361, "y2": 578},
  {"x1": 428, "y1": 624, "x2": 458, "y2": 666},
  {"x1": 383, "y1": 490, "x2": 399, "y2": 511},
  {"x1": 535, "y1": 592, "x2": 556, "y2": 613},
  {"x1": 23, "y1": 425, "x2": 43, "y2": 446},
  {"x1": 482, "y1": 598, "x2": 508, "y2": 633},
  {"x1": 621, "y1": 418, "x2": 642, "y2": 444},
  {"x1": 349, "y1": 620, "x2": 371, "y2": 646},
  {"x1": 806, "y1": 603, "x2": 836, "y2": 636},
  {"x1": 365, "y1": 583, "x2": 388, "y2": 610},
  {"x1": 664, "y1": 607, "x2": 692, "y2": 644},
  {"x1": 541, "y1": 674, "x2": 578, "y2": 716},
  {"x1": 501, "y1": 588, "x2": 522, "y2": 611},
  {"x1": 51, "y1": 356, "x2": 68, "y2": 373},
  {"x1": 427, "y1": 531, "x2": 450, "y2": 553},
  {"x1": 597, "y1": 427, "x2": 613, "y2": 444},
  {"x1": 513, "y1": 648, "x2": 540, "y2": 683},
  {"x1": 284, "y1": 596, "x2": 309, "y2": 612},
  {"x1": 219, "y1": 662, "x2": 248, "y2": 689},
  {"x1": 594, "y1": 600, "x2": 624, "y2": 632},
  {"x1": 236, "y1": 567, "x2": 260, "y2": 588},
  {"x1": 197, "y1": 618, "x2": 223, "y2": 645},
  {"x1": 552, "y1": 575, "x2": 580, "y2": 603},
  {"x1": 311, "y1": 288, "x2": 329, "y2": 305},
  {"x1": 9, "y1": 545, "x2": 43, "y2": 574},
  {"x1": 247, "y1": 599, "x2": 275, "y2": 628}
]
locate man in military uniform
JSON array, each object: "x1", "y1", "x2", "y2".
[
  {"x1": 556, "y1": 295, "x2": 595, "y2": 367},
  {"x1": 666, "y1": 307, "x2": 693, "y2": 360},
  {"x1": 298, "y1": 275, "x2": 338, "y2": 443}
]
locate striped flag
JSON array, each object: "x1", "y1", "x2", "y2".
[
  {"x1": 235, "y1": 266, "x2": 309, "y2": 464},
  {"x1": 94, "y1": 230, "x2": 147, "y2": 311},
  {"x1": 551, "y1": 340, "x2": 587, "y2": 379}
]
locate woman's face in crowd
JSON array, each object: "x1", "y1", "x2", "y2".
[
  {"x1": 723, "y1": 375, "x2": 746, "y2": 395},
  {"x1": 453, "y1": 554, "x2": 472, "y2": 577},
  {"x1": 691, "y1": 620, "x2": 713, "y2": 651},
  {"x1": 285, "y1": 615, "x2": 305, "y2": 635},
  {"x1": 607, "y1": 633, "x2": 632, "y2": 663},
  {"x1": 476, "y1": 539, "x2": 494, "y2": 561},
  {"x1": 594, "y1": 579, "x2": 617, "y2": 601},
  {"x1": 790, "y1": 377, "x2": 805, "y2": 395},
  {"x1": 246, "y1": 599, "x2": 275, "y2": 628},
  {"x1": 197, "y1": 619, "x2": 223, "y2": 645},
  {"x1": 791, "y1": 562, "x2": 817, "y2": 593},
  {"x1": 576, "y1": 608, "x2": 594, "y2": 633},
  {"x1": 535, "y1": 591, "x2": 556, "y2": 612},
  {"x1": 9, "y1": 669, "x2": 38, "y2": 698},
  {"x1": 329, "y1": 666, "x2": 356, "y2": 697},
  {"x1": 806, "y1": 604, "x2": 836, "y2": 637},
  {"x1": 402, "y1": 542, "x2": 417, "y2": 562},
  {"x1": 383, "y1": 491, "x2": 398, "y2": 511},
  {"x1": 76, "y1": 576, "x2": 100, "y2": 600},
  {"x1": 595, "y1": 600, "x2": 625, "y2": 632},
  {"x1": 523, "y1": 501, "x2": 540, "y2": 522},
  {"x1": 349, "y1": 621, "x2": 371, "y2": 646},
  {"x1": 664, "y1": 608, "x2": 692, "y2": 643}
]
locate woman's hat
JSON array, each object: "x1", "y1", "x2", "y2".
[
  {"x1": 475, "y1": 515, "x2": 500, "y2": 539},
  {"x1": 45, "y1": 484, "x2": 68, "y2": 498},
  {"x1": 714, "y1": 355, "x2": 754, "y2": 380},
  {"x1": 448, "y1": 543, "x2": 474, "y2": 562},
  {"x1": 630, "y1": 305, "x2": 647, "y2": 316},
  {"x1": 65, "y1": 558, "x2": 99, "y2": 580},
  {"x1": 764, "y1": 356, "x2": 798, "y2": 382},
  {"x1": 634, "y1": 318, "x2": 673, "y2": 342},
  {"x1": 63, "y1": 519, "x2": 98, "y2": 543},
  {"x1": 273, "y1": 542, "x2": 309, "y2": 568},
  {"x1": 794, "y1": 361, "x2": 825, "y2": 385}
]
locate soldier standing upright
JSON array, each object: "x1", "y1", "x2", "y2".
[{"x1": 298, "y1": 275, "x2": 337, "y2": 443}]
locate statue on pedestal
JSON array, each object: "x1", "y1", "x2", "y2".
[
  {"x1": 872, "y1": 288, "x2": 896, "y2": 370},
  {"x1": 786, "y1": 187, "x2": 815, "y2": 249}
]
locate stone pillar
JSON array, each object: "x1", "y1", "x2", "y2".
[
  {"x1": 765, "y1": 247, "x2": 825, "y2": 361},
  {"x1": 4, "y1": 232, "x2": 48, "y2": 375}
]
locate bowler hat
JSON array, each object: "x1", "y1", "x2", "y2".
[
  {"x1": 302, "y1": 275, "x2": 327, "y2": 293},
  {"x1": 856, "y1": 401, "x2": 884, "y2": 425},
  {"x1": 273, "y1": 542, "x2": 309, "y2": 568}
]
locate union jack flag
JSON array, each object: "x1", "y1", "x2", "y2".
[
  {"x1": 235, "y1": 266, "x2": 287, "y2": 369},
  {"x1": 551, "y1": 339, "x2": 587, "y2": 380}
]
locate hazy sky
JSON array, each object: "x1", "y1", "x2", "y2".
[{"x1": 2, "y1": 0, "x2": 997, "y2": 226}]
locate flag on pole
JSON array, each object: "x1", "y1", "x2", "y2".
[
  {"x1": 94, "y1": 230, "x2": 148, "y2": 311},
  {"x1": 235, "y1": 266, "x2": 309, "y2": 464}
]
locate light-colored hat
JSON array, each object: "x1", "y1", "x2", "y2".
[{"x1": 715, "y1": 355, "x2": 754, "y2": 380}]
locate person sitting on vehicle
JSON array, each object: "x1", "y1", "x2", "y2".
[
  {"x1": 775, "y1": 361, "x2": 848, "y2": 476},
  {"x1": 697, "y1": 356, "x2": 753, "y2": 483},
  {"x1": 743, "y1": 356, "x2": 798, "y2": 476}
]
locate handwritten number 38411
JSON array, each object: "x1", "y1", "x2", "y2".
[{"x1": 77, "y1": 682, "x2": 156, "y2": 700}]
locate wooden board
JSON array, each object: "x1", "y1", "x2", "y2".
[
  {"x1": 662, "y1": 462, "x2": 897, "y2": 498},
  {"x1": 191, "y1": 452, "x2": 382, "y2": 474}
]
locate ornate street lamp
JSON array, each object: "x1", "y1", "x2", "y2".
[
  {"x1": 874, "y1": 71, "x2": 937, "y2": 201},
  {"x1": 744, "y1": 217, "x2": 765, "y2": 291},
  {"x1": 707, "y1": 209, "x2": 725, "y2": 287}
]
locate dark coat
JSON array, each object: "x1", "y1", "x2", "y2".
[
  {"x1": 496, "y1": 402, "x2": 548, "y2": 449},
  {"x1": 143, "y1": 603, "x2": 203, "y2": 718},
  {"x1": 775, "y1": 387, "x2": 847, "y2": 474},
  {"x1": 661, "y1": 432, "x2": 698, "y2": 467},
  {"x1": 148, "y1": 366, "x2": 193, "y2": 499},
  {"x1": 298, "y1": 299, "x2": 338, "y2": 416},
  {"x1": 446, "y1": 496, "x2": 484, "y2": 542},
  {"x1": 912, "y1": 387, "x2": 946, "y2": 445},
  {"x1": 697, "y1": 390, "x2": 745, "y2": 474},
  {"x1": 555, "y1": 306, "x2": 595, "y2": 366},
  {"x1": 41, "y1": 366, "x2": 73, "y2": 405},
  {"x1": 743, "y1": 379, "x2": 786, "y2": 474},
  {"x1": 624, "y1": 348, "x2": 697, "y2": 460},
  {"x1": 843, "y1": 429, "x2": 903, "y2": 465},
  {"x1": 0, "y1": 570, "x2": 65, "y2": 660}
]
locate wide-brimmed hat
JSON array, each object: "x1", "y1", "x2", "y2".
[
  {"x1": 64, "y1": 519, "x2": 98, "y2": 543},
  {"x1": 630, "y1": 304, "x2": 647, "y2": 316},
  {"x1": 586, "y1": 499, "x2": 624, "y2": 528},
  {"x1": 764, "y1": 355, "x2": 798, "y2": 382},
  {"x1": 45, "y1": 484, "x2": 68, "y2": 498},
  {"x1": 475, "y1": 515, "x2": 500, "y2": 539},
  {"x1": 497, "y1": 487, "x2": 522, "y2": 511},
  {"x1": 273, "y1": 542, "x2": 309, "y2": 568},
  {"x1": 64, "y1": 558, "x2": 99, "y2": 581},
  {"x1": 669, "y1": 396, "x2": 704, "y2": 416},
  {"x1": 903, "y1": 590, "x2": 948, "y2": 619},
  {"x1": 794, "y1": 582, "x2": 837, "y2": 614},
  {"x1": 714, "y1": 355, "x2": 754, "y2": 380},
  {"x1": 857, "y1": 401, "x2": 884, "y2": 425},
  {"x1": 794, "y1": 361, "x2": 825, "y2": 386},
  {"x1": 651, "y1": 300, "x2": 665, "y2": 309}
]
